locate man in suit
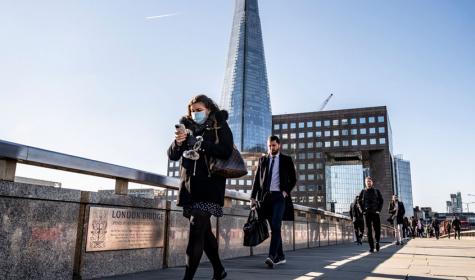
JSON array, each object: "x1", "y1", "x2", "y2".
[{"x1": 251, "y1": 135, "x2": 297, "y2": 268}]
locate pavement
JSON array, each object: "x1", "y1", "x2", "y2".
[{"x1": 99, "y1": 238, "x2": 475, "y2": 280}]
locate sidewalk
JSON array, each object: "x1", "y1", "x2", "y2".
[{"x1": 99, "y1": 238, "x2": 475, "y2": 280}]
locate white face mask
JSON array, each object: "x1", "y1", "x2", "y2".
[{"x1": 191, "y1": 111, "x2": 207, "y2": 124}]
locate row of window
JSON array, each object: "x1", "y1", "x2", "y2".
[
  {"x1": 274, "y1": 116, "x2": 385, "y2": 130},
  {"x1": 277, "y1": 127, "x2": 385, "y2": 140},
  {"x1": 282, "y1": 138, "x2": 386, "y2": 150}
]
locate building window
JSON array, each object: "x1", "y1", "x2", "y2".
[
  {"x1": 290, "y1": 133, "x2": 296, "y2": 139},
  {"x1": 274, "y1": 124, "x2": 280, "y2": 130},
  {"x1": 333, "y1": 119, "x2": 339, "y2": 126},
  {"x1": 298, "y1": 153, "x2": 306, "y2": 160},
  {"x1": 290, "y1": 123, "x2": 296, "y2": 129},
  {"x1": 299, "y1": 164, "x2": 306, "y2": 170},
  {"x1": 324, "y1": 131, "x2": 331, "y2": 137},
  {"x1": 361, "y1": 139, "x2": 368, "y2": 145},
  {"x1": 316, "y1": 152, "x2": 322, "y2": 159},
  {"x1": 308, "y1": 174, "x2": 315, "y2": 180},
  {"x1": 342, "y1": 140, "x2": 349, "y2": 146},
  {"x1": 316, "y1": 121, "x2": 322, "y2": 127},
  {"x1": 247, "y1": 160, "x2": 253, "y2": 166},
  {"x1": 333, "y1": 130, "x2": 339, "y2": 136},
  {"x1": 378, "y1": 116, "x2": 385, "y2": 123},
  {"x1": 325, "y1": 141, "x2": 331, "y2": 147},
  {"x1": 316, "y1": 131, "x2": 322, "y2": 137},
  {"x1": 274, "y1": 134, "x2": 280, "y2": 139},
  {"x1": 307, "y1": 121, "x2": 313, "y2": 128},
  {"x1": 370, "y1": 138, "x2": 377, "y2": 145},
  {"x1": 169, "y1": 162, "x2": 174, "y2": 167},
  {"x1": 298, "y1": 143, "x2": 305, "y2": 149},
  {"x1": 378, "y1": 127, "x2": 385, "y2": 133},
  {"x1": 298, "y1": 132, "x2": 305, "y2": 139},
  {"x1": 341, "y1": 119, "x2": 348, "y2": 125},
  {"x1": 351, "y1": 128, "x2": 358, "y2": 135},
  {"x1": 247, "y1": 180, "x2": 252, "y2": 185},
  {"x1": 360, "y1": 128, "x2": 367, "y2": 135},
  {"x1": 282, "y1": 123, "x2": 288, "y2": 129},
  {"x1": 282, "y1": 144, "x2": 288, "y2": 150},
  {"x1": 174, "y1": 171, "x2": 179, "y2": 177},
  {"x1": 316, "y1": 142, "x2": 323, "y2": 148},
  {"x1": 369, "y1": 127, "x2": 376, "y2": 134},
  {"x1": 307, "y1": 152, "x2": 314, "y2": 159},
  {"x1": 299, "y1": 174, "x2": 306, "y2": 181},
  {"x1": 291, "y1": 143, "x2": 297, "y2": 149},
  {"x1": 351, "y1": 118, "x2": 357, "y2": 125},
  {"x1": 316, "y1": 163, "x2": 323, "y2": 169},
  {"x1": 282, "y1": 133, "x2": 288, "y2": 139},
  {"x1": 333, "y1": 140, "x2": 340, "y2": 147},
  {"x1": 168, "y1": 172, "x2": 173, "y2": 177},
  {"x1": 308, "y1": 163, "x2": 314, "y2": 169},
  {"x1": 359, "y1": 117, "x2": 366, "y2": 124},
  {"x1": 307, "y1": 131, "x2": 313, "y2": 138},
  {"x1": 351, "y1": 139, "x2": 358, "y2": 146},
  {"x1": 324, "y1": 120, "x2": 331, "y2": 127},
  {"x1": 368, "y1": 117, "x2": 375, "y2": 123},
  {"x1": 299, "y1": 122, "x2": 305, "y2": 128},
  {"x1": 379, "y1": 138, "x2": 386, "y2": 144},
  {"x1": 307, "y1": 142, "x2": 314, "y2": 148},
  {"x1": 175, "y1": 161, "x2": 180, "y2": 167},
  {"x1": 342, "y1": 129, "x2": 348, "y2": 136},
  {"x1": 317, "y1": 174, "x2": 324, "y2": 180}
]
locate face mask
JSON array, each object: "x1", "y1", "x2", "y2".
[{"x1": 191, "y1": 111, "x2": 207, "y2": 124}]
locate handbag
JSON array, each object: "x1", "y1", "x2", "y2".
[
  {"x1": 243, "y1": 209, "x2": 269, "y2": 247},
  {"x1": 208, "y1": 122, "x2": 247, "y2": 178}
]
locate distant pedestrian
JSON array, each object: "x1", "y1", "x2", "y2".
[
  {"x1": 432, "y1": 219, "x2": 440, "y2": 239},
  {"x1": 417, "y1": 219, "x2": 423, "y2": 238},
  {"x1": 452, "y1": 217, "x2": 462, "y2": 240},
  {"x1": 411, "y1": 216, "x2": 417, "y2": 238},
  {"x1": 403, "y1": 217, "x2": 410, "y2": 238},
  {"x1": 251, "y1": 135, "x2": 297, "y2": 269},
  {"x1": 350, "y1": 195, "x2": 364, "y2": 245},
  {"x1": 388, "y1": 195, "x2": 405, "y2": 245},
  {"x1": 359, "y1": 176, "x2": 384, "y2": 253},
  {"x1": 446, "y1": 220, "x2": 452, "y2": 239}
]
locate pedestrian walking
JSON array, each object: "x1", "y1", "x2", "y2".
[
  {"x1": 358, "y1": 176, "x2": 384, "y2": 253},
  {"x1": 251, "y1": 135, "x2": 297, "y2": 268},
  {"x1": 403, "y1": 217, "x2": 410, "y2": 239},
  {"x1": 452, "y1": 216, "x2": 462, "y2": 240},
  {"x1": 432, "y1": 219, "x2": 440, "y2": 240},
  {"x1": 168, "y1": 94, "x2": 232, "y2": 280},
  {"x1": 350, "y1": 195, "x2": 364, "y2": 245},
  {"x1": 411, "y1": 216, "x2": 417, "y2": 239},
  {"x1": 388, "y1": 195, "x2": 405, "y2": 245}
]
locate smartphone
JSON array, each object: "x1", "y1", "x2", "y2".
[{"x1": 175, "y1": 124, "x2": 186, "y2": 133}]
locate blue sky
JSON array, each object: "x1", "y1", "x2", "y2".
[{"x1": 1, "y1": 0, "x2": 474, "y2": 212}]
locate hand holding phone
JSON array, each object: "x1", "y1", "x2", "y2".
[{"x1": 174, "y1": 124, "x2": 187, "y2": 146}]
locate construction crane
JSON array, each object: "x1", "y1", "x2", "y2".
[{"x1": 319, "y1": 93, "x2": 333, "y2": 111}]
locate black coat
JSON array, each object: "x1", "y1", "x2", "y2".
[
  {"x1": 388, "y1": 201, "x2": 405, "y2": 224},
  {"x1": 358, "y1": 187, "x2": 384, "y2": 214},
  {"x1": 350, "y1": 202, "x2": 364, "y2": 223},
  {"x1": 168, "y1": 110, "x2": 233, "y2": 207},
  {"x1": 251, "y1": 153, "x2": 297, "y2": 221}
]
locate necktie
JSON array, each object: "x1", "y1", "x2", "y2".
[{"x1": 267, "y1": 156, "x2": 275, "y2": 189}]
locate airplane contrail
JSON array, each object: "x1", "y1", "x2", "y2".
[{"x1": 146, "y1": 13, "x2": 179, "y2": 20}]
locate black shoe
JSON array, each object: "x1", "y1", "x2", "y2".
[
  {"x1": 376, "y1": 243, "x2": 380, "y2": 252},
  {"x1": 274, "y1": 256, "x2": 286, "y2": 265},
  {"x1": 265, "y1": 257, "x2": 274, "y2": 268},
  {"x1": 369, "y1": 248, "x2": 375, "y2": 253},
  {"x1": 212, "y1": 270, "x2": 227, "y2": 280},
  {"x1": 396, "y1": 241, "x2": 400, "y2": 245}
]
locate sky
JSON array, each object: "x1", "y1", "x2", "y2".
[{"x1": 0, "y1": 0, "x2": 474, "y2": 212}]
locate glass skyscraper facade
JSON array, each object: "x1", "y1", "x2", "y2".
[
  {"x1": 220, "y1": 0, "x2": 272, "y2": 152},
  {"x1": 394, "y1": 155, "x2": 414, "y2": 217},
  {"x1": 325, "y1": 164, "x2": 364, "y2": 215}
]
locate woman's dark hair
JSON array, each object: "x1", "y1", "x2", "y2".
[{"x1": 187, "y1": 94, "x2": 220, "y2": 118}]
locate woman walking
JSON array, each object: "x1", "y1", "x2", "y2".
[{"x1": 168, "y1": 94, "x2": 233, "y2": 280}]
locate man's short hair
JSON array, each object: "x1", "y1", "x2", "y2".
[
  {"x1": 268, "y1": 135, "x2": 280, "y2": 144},
  {"x1": 365, "y1": 176, "x2": 374, "y2": 182}
]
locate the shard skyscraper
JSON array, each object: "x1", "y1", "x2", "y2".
[{"x1": 220, "y1": 0, "x2": 272, "y2": 153}]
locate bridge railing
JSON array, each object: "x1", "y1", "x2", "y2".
[{"x1": 0, "y1": 139, "x2": 391, "y2": 279}]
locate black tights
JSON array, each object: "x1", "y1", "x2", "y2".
[{"x1": 183, "y1": 209, "x2": 224, "y2": 280}]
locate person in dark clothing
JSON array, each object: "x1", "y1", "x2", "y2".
[
  {"x1": 432, "y1": 219, "x2": 441, "y2": 239},
  {"x1": 168, "y1": 95, "x2": 233, "y2": 280},
  {"x1": 403, "y1": 217, "x2": 410, "y2": 239},
  {"x1": 359, "y1": 176, "x2": 384, "y2": 253},
  {"x1": 445, "y1": 220, "x2": 452, "y2": 239},
  {"x1": 410, "y1": 216, "x2": 417, "y2": 238},
  {"x1": 350, "y1": 195, "x2": 365, "y2": 245},
  {"x1": 452, "y1": 217, "x2": 462, "y2": 240},
  {"x1": 388, "y1": 195, "x2": 405, "y2": 245},
  {"x1": 251, "y1": 135, "x2": 297, "y2": 269}
]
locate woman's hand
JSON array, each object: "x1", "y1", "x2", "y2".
[{"x1": 175, "y1": 130, "x2": 187, "y2": 146}]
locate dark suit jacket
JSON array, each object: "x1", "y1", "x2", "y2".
[{"x1": 251, "y1": 153, "x2": 297, "y2": 221}]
